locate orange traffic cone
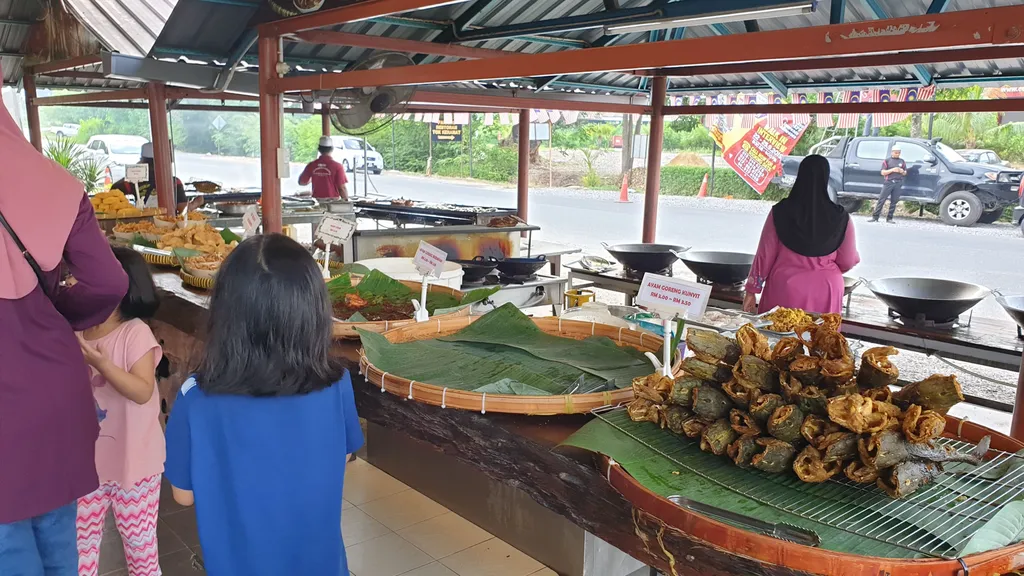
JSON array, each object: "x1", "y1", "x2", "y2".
[
  {"x1": 103, "y1": 166, "x2": 112, "y2": 189},
  {"x1": 696, "y1": 173, "x2": 709, "y2": 198},
  {"x1": 617, "y1": 174, "x2": 632, "y2": 203}
]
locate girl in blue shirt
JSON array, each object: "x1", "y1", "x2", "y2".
[{"x1": 164, "y1": 234, "x2": 364, "y2": 576}]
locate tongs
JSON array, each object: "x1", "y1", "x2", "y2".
[{"x1": 667, "y1": 495, "x2": 820, "y2": 547}]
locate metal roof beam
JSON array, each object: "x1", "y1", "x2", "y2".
[
  {"x1": 28, "y1": 54, "x2": 103, "y2": 75},
  {"x1": 453, "y1": 0, "x2": 498, "y2": 31},
  {"x1": 861, "y1": 0, "x2": 933, "y2": 86},
  {"x1": 663, "y1": 99, "x2": 1024, "y2": 115},
  {"x1": 709, "y1": 23, "x2": 787, "y2": 97},
  {"x1": 451, "y1": 5, "x2": 664, "y2": 41},
  {"x1": 291, "y1": 30, "x2": 510, "y2": 59},
  {"x1": 263, "y1": 0, "x2": 473, "y2": 36},
  {"x1": 665, "y1": 74, "x2": 1024, "y2": 94},
  {"x1": 830, "y1": 0, "x2": 846, "y2": 24},
  {"x1": 271, "y1": 6, "x2": 1024, "y2": 93},
  {"x1": 103, "y1": 52, "x2": 260, "y2": 95},
  {"x1": 0, "y1": 18, "x2": 30, "y2": 26},
  {"x1": 927, "y1": 0, "x2": 950, "y2": 14},
  {"x1": 603, "y1": 0, "x2": 619, "y2": 9},
  {"x1": 34, "y1": 88, "x2": 149, "y2": 106},
  {"x1": 369, "y1": 16, "x2": 584, "y2": 48}
]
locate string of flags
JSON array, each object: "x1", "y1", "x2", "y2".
[{"x1": 399, "y1": 110, "x2": 580, "y2": 125}]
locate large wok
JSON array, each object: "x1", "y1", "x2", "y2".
[
  {"x1": 602, "y1": 243, "x2": 688, "y2": 274},
  {"x1": 864, "y1": 277, "x2": 989, "y2": 322},
  {"x1": 451, "y1": 256, "x2": 498, "y2": 283},
  {"x1": 994, "y1": 291, "x2": 1024, "y2": 330},
  {"x1": 677, "y1": 251, "x2": 754, "y2": 285}
]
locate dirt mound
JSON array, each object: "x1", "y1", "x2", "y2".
[{"x1": 667, "y1": 152, "x2": 708, "y2": 167}]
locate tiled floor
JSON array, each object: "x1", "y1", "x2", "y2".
[{"x1": 96, "y1": 458, "x2": 554, "y2": 576}]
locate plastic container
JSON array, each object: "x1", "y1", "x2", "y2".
[{"x1": 354, "y1": 257, "x2": 465, "y2": 291}]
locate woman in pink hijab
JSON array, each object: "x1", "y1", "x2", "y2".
[{"x1": 0, "y1": 66, "x2": 128, "y2": 575}]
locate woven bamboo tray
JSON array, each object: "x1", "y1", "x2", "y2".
[
  {"x1": 358, "y1": 315, "x2": 682, "y2": 415},
  {"x1": 138, "y1": 249, "x2": 177, "y2": 267},
  {"x1": 332, "y1": 279, "x2": 471, "y2": 339},
  {"x1": 180, "y1": 271, "x2": 214, "y2": 290}
]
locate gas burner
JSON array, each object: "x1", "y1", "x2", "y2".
[
  {"x1": 624, "y1": 266, "x2": 672, "y2": 279},
  {"x1": 497, "y1": 272, "x2": 538, "y2": 285},
  {"x1": 696, "y1": 277, "x2": 745, "y2": 293},
  {"x1": 888, "y1": 309, "x2": 961, "y2": 331}
]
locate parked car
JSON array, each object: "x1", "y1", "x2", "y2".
[
  {"x1": 1013, "y1": 185, "x2": 1024, "y2": 236},
  {"x1": 44, "y1": 123, "x2": 80, "y2": 138},
  {"x1": 956, "y1": 149, "x2": 1010, "y2": 167},
  {"x1": 84, "y1": 135, "x2": 148, "y2": 182},
  {"x1": 330, "y1": 136, "x2": 384, "y2": 174},
  {"x1": 777, "y1": 136, "x2": 1022, "y2": 227}
]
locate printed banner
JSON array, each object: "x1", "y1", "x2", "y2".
[{"x1": 721, "y1": 119, "x2": 809, "y2": 195}]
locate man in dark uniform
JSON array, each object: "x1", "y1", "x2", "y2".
[
  {"x1": 871, "y1": 144, "x2": 907, "y2": 223},
  {"x1": 109, "y1": 142, "x2": 203, "y2": 214}
]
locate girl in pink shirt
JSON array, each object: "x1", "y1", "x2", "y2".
[{"x1": 75, "y1": 247, "x2": 164, "y2": 576}]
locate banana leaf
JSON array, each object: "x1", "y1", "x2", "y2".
[
  {"x1": 219, "y1": 228, "x2": 243, "y2": 244},
  {"x1": 329, "y1": 270, "x2": 499, "y2": 318},
  {"x1": 560, "y1": 409, "x2": 1009, "y2": 559},
  {"x1": 357, "y1": 304, "x2": 652, "y2": 394},
  {"x1": 132, "y1": 233, "x2": 156, "y2": 248}
]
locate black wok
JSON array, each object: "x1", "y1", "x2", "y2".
[
  {"x1": 451, "y1": 256, "x2": 498, "y2": 282},
  {"x1": 678, "y1": 251, "x2": 754, "y2": 285},
  {"x1": 494, "y1": 255, "x2": 547, "y2": 277},
  {"x1": 601, "y1": 242, "x2": 688, "y2": 274},
  {"x1": 994, "y1": 292, "x2": 1024, "y2": 330},
  {"x1": 865, "y1": 277, "x2": 989, "y2": 322}
]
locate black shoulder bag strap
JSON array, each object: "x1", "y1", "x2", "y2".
[{"x1": 0, "y1": 208, "x2": 51, "y2": 298}]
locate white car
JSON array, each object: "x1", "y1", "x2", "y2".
[
  {"x1": 330, "y1": 136, "x2": 384, "y2": 174},
  {"x1": 84, "y1": 135, "x2": 148, "y2": 181},
  {"x1": 45, "y1": 123, "x2": 80, "y2": 138}
]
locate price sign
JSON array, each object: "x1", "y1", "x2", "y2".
[
  {"x1": 242, "y1": 205, "x2": 261, "y2": 237},
  {"x1": 636, "y1": 273, "x2": 712, "y2": 320},
  {"x1": 315, "y1": 216, "x2": 356, "y2": 244},
  {"x1": 413, "y1": 240, "x2": 448, "y2": 278},
  {"x1": 125, "y1": 164, "x2": 149, "y2": 182}
]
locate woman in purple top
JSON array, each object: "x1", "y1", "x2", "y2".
[
  {"x1": 0, "y1": 74, "x2": 128, "y2": 575},
  {"x1": 743, "y1": 155, "x2": 860, "y2": 315}
]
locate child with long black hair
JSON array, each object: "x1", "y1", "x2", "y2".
[{"x1": 164, "y1": 234, "x2": 363, "y2": 576}]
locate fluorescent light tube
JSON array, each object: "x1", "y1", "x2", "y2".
[{"x1": 605, "y1": 2, "x2": 815, "y2": 35}]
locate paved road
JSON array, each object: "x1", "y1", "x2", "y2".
[{"x1": 175, "y1": 152, "x2": 1024, "y2": 323}]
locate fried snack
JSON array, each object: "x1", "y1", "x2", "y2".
[
  {"x1": 830, "y1": 377, "x2": 859, "y2": 397},
  {"x1": 183, "y1": 254, "x2": 224, "y2": 272},
  {"x1": 752, "y1": 438, "x2": 798, "y2": 474},
  {"x1": 736, "y1": 324, "x2": 771, "y2": 361},
  {"x1": 668, "y1": 376, "x2": 703, "y2": 407},
  {"x1": 857, "y1": 346, "x2": 900, "y2": 389},
  {"x1": 91, "y1": 189, "x2": 135, "y2": 214},
  {"x1": 733, "y1": 355, "x2": 777, "y2": 391},
  {"x1": 764, "y1": 307, "x2": 814, "y2": 333},
  {"x1": 789, "y1": 355, "x2": 823, "y2": 387},
  {"x1": 682, "y1": 357, "x2": 733, "y2": 383},
  {"x1": 821, "y1": 432, "x2": 859, "y2": 463},
  {"x1": 845, "y1": 461, "x2": 880, "y2": 484},
  {"x1": 795, "y1": 386, "x2": 828, "y2": 416},
  {"x1": 632, "y1": 373, "x2": 674, "y2": 404},
  {"x1": 892, "y1": 375, "x2": 964, "y2": 416},
  {"x1": 692, "y1": 385, "x2": 732, "y2": 421},
  {"x1": 728, "y1": 435, "x2": 759, "y2": 468},
  {"x1": 729, "y1": 409, "x2": 762, "y2": 436},
  {"x1": 771, "y1": 337, "x2": 804, "y2": 371},
  {"x1": 780, "y1": 375, "x2": 802, "y2": 404},
  {"x1": 662, "y1": 405, "x2": 694, "y2": 435},
  {"x1": 157, "y1": 224, "x2": 235, "y2": 257},
  {"x1": 861, "y1": 386, "x2": 893, "y2": 403},
  {"x1": 682, "y1": 418, "x2": 711, "y2": 439},
  {"x1": 800, "y1": 415, "x2": 839, "y2": 446},
  {"x1": 626, "y1": 398, "x2": 661, "y2": 424},
  {"x1": 821, "y1": 355, "x2": 856, "y2": 388},
  {"x1": 700, "y1": 419, "x2": 738, "y2": 456},
  {"x1": 794, "y1": 446, "x2": 842, "y2": 483},
  {"x1": 722, "y1": 379, "x2": 758, "y2": 409},
  {"x1": 113, "y1": 221, "x2": 159, "y2": 234},
  {"x1": 877, "y1": 461, "x2": 943, "y2": 499},
  {"x1": 749, "y1": 393, "x2": 784, "y2": 425},
  {"x1": 811, "y1": 328, "x2": 851, "y2": 361},
  {"x1": 860, "y1": 430, "x2": 989, "y2": 469},
  {"x1": 827, "y1": 394, "x2": 889, "y2": 434},
  {"x1": 685, "y1": 329, "x2": 741, "y2": 365},
  {"x1": 343, "y1": 293, "x2": 368, "y2": 309},
  {"x1": 818, "y1": 313, "x2": 842, "y2": 333},
  {"x1": 902, "y1": 405, "x2": 946, "y2": 445},
  {"x1": 768, "y1": 404, "x2": 805, "y2": 443}
]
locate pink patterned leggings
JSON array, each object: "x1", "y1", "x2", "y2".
[{"x1": 76, "y1": 474, "x2": 162, "y2": 576}]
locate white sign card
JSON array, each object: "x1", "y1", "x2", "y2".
[
  {"x1": 413, "y1": 240, "x2": 448, "y2": 278},
  {"x1": 242, "y1": 205, "x2": 261, "y2": 237},
  {"x1": 315, "y1": 216, "x2": 356, "y2": 244},
  {"x1": 635, "y1": 273, "x2": 712, "y2": 320},
  {"x1": 125, "y1": 163, "x2": 149, "y2": 182}
]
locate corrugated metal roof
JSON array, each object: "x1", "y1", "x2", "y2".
[
  {"x1": 65, "y1": 0, "x2": 176, "y2": 57},
  {"x1": 0, "y1": 0, "x2": 39, "y2": 84}
]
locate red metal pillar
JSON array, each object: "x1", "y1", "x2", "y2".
[
  {"x1": 517, "y1": 109, "x2": 530, "y2": 223},
  {"x1": 23, "y1": 72, "x2": 42, "y2": 152},
  {"x1": 146, "y1": 82, "x2": 176, "y2": 213},
  {"x1": 259, "y1": 34, "x2": 283, "y2": 234},
  {"x1": 642, "y1": 76, "x2": 667, "y2": 244},
  {"x1": 322, "y1": 108, "x2": 331, "y2": 137},
  {"x1": 1011, "y1": 353, "x2": 1024, "y2": 440}
]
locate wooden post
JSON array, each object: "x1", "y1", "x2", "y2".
[
  {"x1": 1011, "y1": 353, "x2": 1024, "y2": 441},
  {"x1": 146, "y1": 82, "x2": 176, "y2": 214},
  {"x1": 548, "y1": 120, "x2": 553, "y2": 188},
  {"x1": 518, "y1": 109, "x2": 530, "y2": 223},
  {"x1": 642, "y1": 76, "x2": 667, "y2": 243},
  {"x1": 258, "y1": 34, "x2": 283, "y2": 234},
  {"x1": 322, "y1": 108, "x2": 331, "y2": 137},
  {"x1": 23, "y1": 72, "x2": 42, "y2": 152}
]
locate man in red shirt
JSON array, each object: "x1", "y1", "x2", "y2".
[{"x1": 298, "y1": 136, "x2": 348, "y2": 200}]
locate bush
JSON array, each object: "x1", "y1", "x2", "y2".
[{"x1": 660, "y1": 166, "x2": 789, "y2": 201}]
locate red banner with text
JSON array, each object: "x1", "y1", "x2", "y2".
[{"x1": 721, "y1": 119, "x2": 808, "y2": 195}]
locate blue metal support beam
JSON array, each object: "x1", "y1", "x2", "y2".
[
  {"x1": 709, "y1": 23, "x2": 787, "y2": 97},
  {"x1": 830, "y1": 0, "x2": 846, "y2": 24},
  {"x1": 926, "y1": 0, "x2": 950, "y2": 14},
  {"x1": 453, "y1": 0, "x2": 499, "y2": 31},
  {"x1": 862, "y1": 0, "x2": 932, "y2": 86},
  {"x1": 369, "y1": 16, "x2": 584, "y2": 49}
]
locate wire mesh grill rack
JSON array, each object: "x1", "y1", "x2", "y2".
[{"x1": 596, "y1": 408, "x2": 1024, "y2": 559}]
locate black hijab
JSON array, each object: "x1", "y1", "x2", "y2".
[{"x1": 771, "y1": 155, "x2": 849, "y2": 257}]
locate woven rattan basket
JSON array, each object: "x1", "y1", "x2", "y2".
[
  {"x1": 358, "y1": 315, "x2": 681, "y2": 415},
  {"x1": 332, "y1": 279, "x2": 471, "y2": 339},
  {"x1": 179, "y1": 271, "x2": 214, "y2": 290}
]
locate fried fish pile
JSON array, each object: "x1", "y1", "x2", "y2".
[{"x1": 627, "y1": 316, "x2": 988, "y2": 499}]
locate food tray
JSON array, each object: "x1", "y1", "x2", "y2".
[
  {"x1": 133, "y1": 246, "x2": 177, "y2": 267},
  {"x1": 358, "y1": 315, "x2": 682, "y2": 415},
  {"x1": 596, "y1": 415, "x2": 1024, "y2": 576},
  {"x1": 180, "y1": 271, "x2": 214, "y2": 290},
  {"x1": 332, "y1": 279, "x2": 471, "y2": 339}
]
